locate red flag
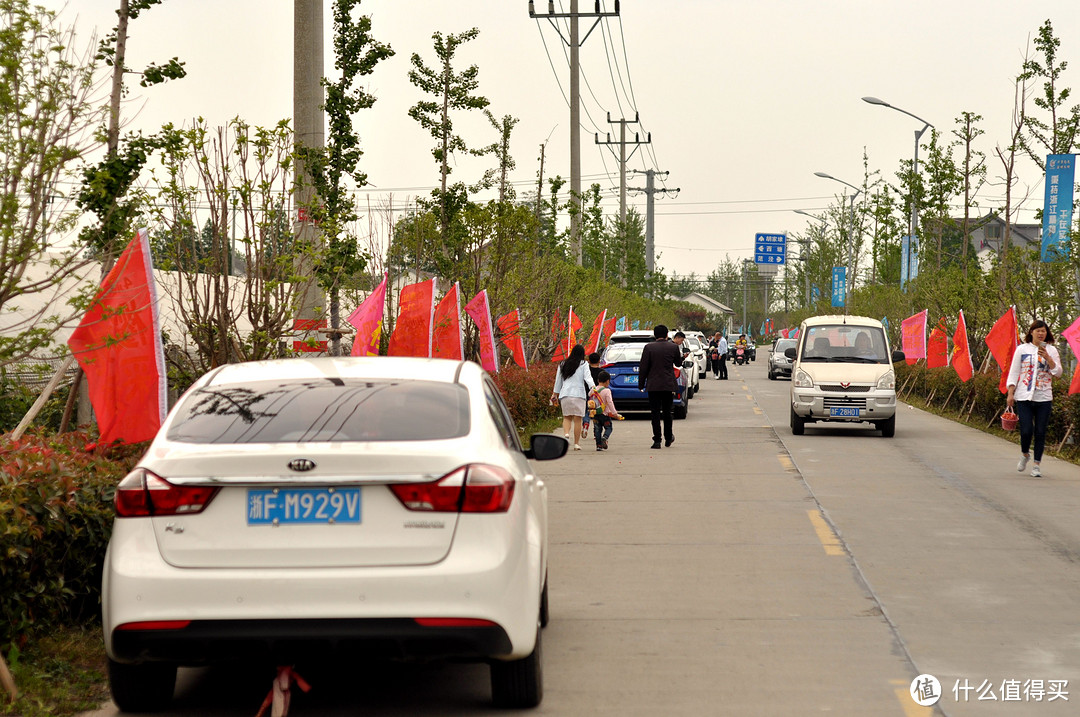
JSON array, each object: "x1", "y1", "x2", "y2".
[
  {"x1": 1060, "y1": 316, "x2": 1080, "y2": 394},
  {"x1": 347, "y1": 273, "x2": 387, "y2": 357},
  {"x1": 602, "y1": 315, "x2": 617, "y2": 344},
  {"x1": 550, "y1": 311, "x2": 564, "y2": 342},
  {"x1": 901, "y1": 309, "x2": 928, "y2": 365},
  {"x1": 497, "y1": 309, "x2": 528, "y2": 370},
  {"x1": 388, "y1": 279, "x2": 435, "y2": 357},
  {"x1": 432, "y1": 282, "x2": 463, "y2": 360},
  {"x1": 584, "y1": 310, "x2": 606, "y2": 354},
  {"x1": 780, "y1": 328, "x2": 789, "y2": 338},
  {"x1": 927, "y1": 318, "x2": 948, "y2": 368},
  {"x1": 950, "y1": 310, "x2": 974, "y2": 382},
  {"x1": 66, "y1": 230, "x2": 165, "y2": 444},
  {"x1": 551, "y1": 307, "x2": 582, "y2": 362},
  {"x1": 464, "y1": 290, "x2": 498, "y2": 373},
  {"x1": 984, "y1": 306, "x2": 1019, "y2": 394}
]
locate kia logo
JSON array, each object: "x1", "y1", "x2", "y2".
[{"x1": 288, "y1": 458, "x2": 317, "y2": 472}]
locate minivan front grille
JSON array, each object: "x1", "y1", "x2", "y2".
[
  {"x1": 823, "y1": 397, "x2": 867, "y2": 409},
  {"x1": 819, "y1": 384, "x2": 872, "y2": 393}
]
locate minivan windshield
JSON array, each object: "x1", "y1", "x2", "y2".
[{"x1": 799, "y1": 325, "x2": 889, "y2": 364}]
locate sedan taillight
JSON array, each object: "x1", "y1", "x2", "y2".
[
  {"x1": 114, "y1": 468, "x2": 219, "y2": 517},
  {"x1": 390, "y1": 465, "x2": 515, "y2": 513}
]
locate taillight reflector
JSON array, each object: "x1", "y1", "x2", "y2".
[
  {"x1": 116, "y1": 620, "x2": 191, "y2": 631},
  {"x1": 390, "y1": 464, "x2": 515, "y2": 513},
  {"x1": 114, "y1": 468, "x2": 219, "y2": 517},
  {"x1": 414, "y1": 618, "x2": 498, "y2": 628}
]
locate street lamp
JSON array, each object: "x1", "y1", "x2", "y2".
[
  {"x1": 814, "y1": 172, "x2": 862, "y2": 313},
  {"x1": 862, "y1": 96, "x2": 933, "y2": 290},
  {"x1": 793, "y1": 209, "x2": 825, "y2": 307}
]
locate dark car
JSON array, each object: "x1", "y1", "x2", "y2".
[{"x1": 601, "y1": 331, "x2": 691, "y2": 419}]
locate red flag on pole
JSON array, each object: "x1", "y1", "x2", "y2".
[
  {"x1": 347, "y1": 273, "x2": 387, "y2": 357},
  {"x1": 950, "y1": 310, "x2": 974, "y2": 381},
  {"x1": 497, "y1": 309, "x2": 528, "y2": 370},
  {"x1": 552, "y1": 307, "x2": 582, "y2": 362},
  {"x1": 584, "y1": 310, "x2": 606, "y2": 354},
  {"x1": 1060, "y1": 316, "x2": 1080, "y2": 394},
  {"x1": 602, "y1": 314, "x2": 617, "y2": 344},
  {"x1": 388, "y1": 279, "x2": 435, "y2": 357},
  {"x1": 901, "y1": 309, "x2": 928, "y2": 365},
  {"x1": 927, "y1": 318, "x2": 948, "y2": 368},
  {"x1": 550, "y1": 311, "x2": 564, "y2": 343},
  {"x1": 464, "y1": 290, "x2": 498, "y2": 373},
  {"x1": 984, "y1": 306, "x2": 1019, "y2": 393},
  {"x1": 432, "y1": 282, "x2": 463, "y2": 360},
  {"x1": 66, "y1": 230, "x2": 166, "y2": 445}
]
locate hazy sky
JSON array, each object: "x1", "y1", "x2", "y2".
[{"x1": 45, "y1": 0, "x2": 1080, "y2": 278}]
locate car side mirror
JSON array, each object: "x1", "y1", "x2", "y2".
[
  {"x1": 891, "y1": 350, "x2": 906, "y2": 363},
  {"x1": 525, "y1": 433, "x2": 569, "y2": 461},
  {"x1": 784, "y1": 347, "x2": 797, "y2": 359}
]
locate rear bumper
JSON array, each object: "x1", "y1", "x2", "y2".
[{"x1": 110, "y1": 617, "x2": 512, "y2": 664}]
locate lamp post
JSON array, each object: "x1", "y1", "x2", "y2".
[
  {"x1": 793, "y1": 209, "x2": 824, "y2": 307},
  {"x1": 862, "y1": 96, "x2": 932, "y2": 290},
  {"x1": 814, "y1": 172, "x2": 861, "y2": 313}
]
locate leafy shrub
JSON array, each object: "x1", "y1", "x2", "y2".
[
  {"x1": 490, "y1": 364, "x2": 560, "y2": 430},
  {"x1": 0, "y1": 432, "x2": 144, "y2": 648},
  {"x1": 0, "y1": 369, "x2": 71, "y2": 434}
]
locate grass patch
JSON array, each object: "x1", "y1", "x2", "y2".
[{"x1": 2, "y1": 625, "x2": 109, "y2": 717}]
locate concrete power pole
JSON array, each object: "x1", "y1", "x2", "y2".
[
  {"x1": 529, "y1": 0, "x2": 620, "y2": 266},
  {"x1": 293, "y1": 0, "x2": 326, "y2": 352},
  {"x1": 628, "y1": 168, "x2": 677, "y2": 281},
  {"x1": 596, "y1": 113, "x2": 649, "y2": 284}
]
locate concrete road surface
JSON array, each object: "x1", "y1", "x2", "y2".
[{"x1": 83, "y1": 353, "x2": 1080, "y2": 716}]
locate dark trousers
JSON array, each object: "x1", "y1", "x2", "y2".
[
  {"x1": 647, "y1": 391, "x2": 674, "y2": 443},
  {"x1": 593, "y1": 415, "x2": 613, "y2": 445},
  {"x1": 1016, "y1": 400, "x2": 1052, "y2": 461},
  {"x1": 711, "y1": 355, "x2": 727, "y2": 378}
]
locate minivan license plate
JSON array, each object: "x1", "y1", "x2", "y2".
[
  {"x1": 247, "y1": 488, "x2": 361, "y2": 525},
  {"x1": 830, "y1": 407, "x2": 860, "y2": 418}
]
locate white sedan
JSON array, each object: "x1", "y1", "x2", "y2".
[{"x1": 102, "y1": 357, "x2": 566, "y2": 711}]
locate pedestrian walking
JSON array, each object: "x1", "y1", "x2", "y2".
[
  {"x1": 709, "y1": 332, "x2": 728, "y2": 379},
  {"x1": 590, "y1": 370, "x2": 623, "y2": 450},
  {"x1": 583, "y1": 352, "x2": 602, "y2": 435},
  {"x1": 1006, "y1": 319, "x2": 1063, "y2": 477},
  {"x1": 638, "y1": 324, "x2": 682, "y2": 449},
  {"x1": 552, "y1": 344, "x2": 596, "y2": 451}
]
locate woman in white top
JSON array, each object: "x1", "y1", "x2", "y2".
[
  {"x1": 551, "y1": 344, "x2": 596, "y2": 451},
  {"x1": 1006, "y1": 319, "x2": 1062, "y2": 477}
]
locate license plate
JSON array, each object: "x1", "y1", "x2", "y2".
[
  {"x1": 830, "y1": 407, "x2": 860, "y2": 418},
  {"x1": 622, "y1": 375, "x2": 638, "y2": 385},
  {"x1": 247, "y1": 488, "x2": 361, "y2": 525}
]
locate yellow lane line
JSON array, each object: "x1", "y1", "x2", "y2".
[
  {"x1": 891, "y1": 680, "x2": 934, "y2": 717},
  {"x1": 806, "y1": 510, "x2": 844, "y2": 556},
  {"x1": 746, "y1": 394, "x2": 754, "y2": 401},
  {"x1": 753, "y1": 406, "x2": 763, "y2": 415},
  {"x1": 777, "y1": 454, "x2": 795, "y2": 472}
]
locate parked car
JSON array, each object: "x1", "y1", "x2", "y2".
[
  {"x1": 601, "y1": 330, "x2": 692, "y2": 418},
  {"x1": 787, "y1": 315, "x2": 905, "y2": 437},
  {"x1": 102, "y1": 357, "x2": 566, "y2": 712},
  {"x1": 768, "y1": 338, "x2": 797, "y2": 380},
  {"x1": 681, "y1": 336, "x2": 707, "y2": 391}
]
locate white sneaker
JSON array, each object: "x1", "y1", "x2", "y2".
[
  {"x1": 573, "y1": 443, "x2": 581, "y2": 451},
  {"x1": 1031, "y1": 465, "x2": 1042, "y2": 477},
  {"x1": 1017, "y1": 454, "x2": 1030, "y2": 472}
]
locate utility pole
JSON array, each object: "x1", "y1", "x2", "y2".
[
  {"x1": 535, "y1": 141, "x2": 546, "y2": 253},
  {"x1": 294, "y1": 0, "x2": 327, "y2": 352},
  {"x1": 530, "y1": 0, "x2": 620, "y2": 265},
  {"x1": 628, "y1": 169, "x2": 678, "y2": 281},
  {"x1": 596, "y1": 113, "x2": 648, "y2": 284}
]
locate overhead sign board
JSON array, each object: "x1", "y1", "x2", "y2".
[{"x1": 754, "y1": 233, "x2": 786, "y2": 265}]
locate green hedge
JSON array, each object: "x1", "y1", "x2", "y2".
[
  {"x1": 896, "y1": 361, "x2": 1080, "y2": 459},
  {"x1": 0, "y1": 433, "x2": 144, "y2": 648}
]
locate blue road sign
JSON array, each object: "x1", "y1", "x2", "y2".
[
  {"x1": 754, "y1": 233, "x2": 787, "y2": 265},
  {"x1": 831, "y1": 267, "x2": 846, "y2": 307}
]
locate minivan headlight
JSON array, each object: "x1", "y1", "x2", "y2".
[
  {"x1": 793, "y1": 368, "x2": 814, "y2": 388},
  {"x1": 876, "y1": 370, "x2": 896, "y2": 390}
]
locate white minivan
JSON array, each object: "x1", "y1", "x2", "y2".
[{"x1": 785, "y1": 315, "x2": 905, "y2": 437}]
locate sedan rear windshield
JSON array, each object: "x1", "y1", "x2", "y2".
[
  {"x1": 603, "y1": 343, "x2": 645, "y2": 364},
  {"x1": 167, "y1": 379, "x2": 470, "y2": 443}
]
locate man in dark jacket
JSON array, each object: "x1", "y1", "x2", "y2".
[{"x1": 638, "y1": 324, "x2": 682, "y2": 449}]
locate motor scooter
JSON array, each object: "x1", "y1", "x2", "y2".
[{"x1": 734, "y1": 346, "x2": 746, "y2": 365}]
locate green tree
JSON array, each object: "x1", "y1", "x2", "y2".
[
  {"x1": 951, "y1": 111, "x2": 988, "y2": 276},
  {"x1": 1019, "y1": 19, "x2": 1080, "y2": 169},
  {"x1": 0, "y1": 0, "x2": 105, "y2": 367},
  {"x1": 296, "y1": 0, "x2": 393, "y2": 355}
]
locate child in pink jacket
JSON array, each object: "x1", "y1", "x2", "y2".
[{"x1": 590, "y1": 370, "x2": 623, "y2": 451}]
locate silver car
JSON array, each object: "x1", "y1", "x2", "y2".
[{"x1": 768, "y1": 338, "x2": 797, "y2": 380}]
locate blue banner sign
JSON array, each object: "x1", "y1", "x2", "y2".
[
  {"x1": 900, "y1": 235, "x2": 919, "y2": 290},
  {"x1": 754, "y1": 233, "x2": 787, "y2": 265},
  {"x1": 831, "y1": 267, "x2": 846, "y2": 308},
  {"x1": 1042, "y1": 154, "x2": 1076, "y2": 262}
]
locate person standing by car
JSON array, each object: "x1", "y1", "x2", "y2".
[
  {"x1": 1006, "y1": 319, "x2": 1062, "y2": 477},
  {"x1": 552, "y1": 344, "x2": 596, "y2": 451},
  {"x1": 709, "y1": 332, "x2": 728, "y2": 379},
  {"x1": 639, "y1": 324, "x2": 682, "y2": 449}
]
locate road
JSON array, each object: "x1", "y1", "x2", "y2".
[{"x1": 84, "y1": 352, "x2": 1080, "y2": 716}]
